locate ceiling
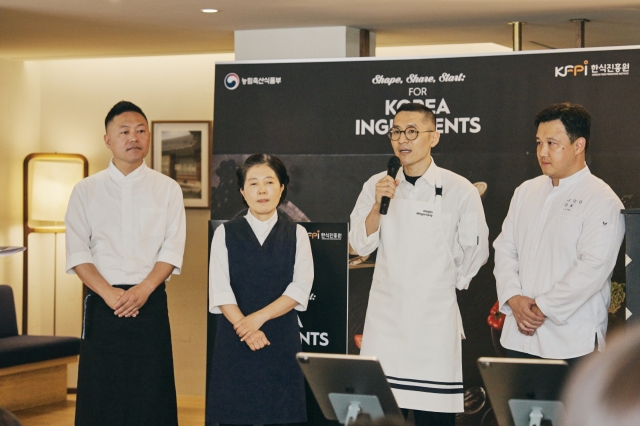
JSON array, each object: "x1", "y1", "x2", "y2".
[{"x1": 2, "y1": 0, "x2": 640, "y2": 60}]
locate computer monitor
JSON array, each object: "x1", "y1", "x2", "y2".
[
  {"x1": 477, "y1": 357, "x2": 569, "y2": 426},
  {"x1": 296, "y1": 353, "x2": 403, "y2": 424}
]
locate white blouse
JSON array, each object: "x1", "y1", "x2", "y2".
[{"x1": 208, "y1": 210, "x2": 314, "y2": 314}]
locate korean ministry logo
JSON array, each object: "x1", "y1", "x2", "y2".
[{"x1": 224, "y1": 73, "x2": 240, "y2": 90}]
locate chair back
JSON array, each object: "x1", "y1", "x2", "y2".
[
  {"x1": 0, "y1": 407, "x2": 23, "y2": 425},
  {"x1": 0, "y1": 285, "x2": 18, "y2": 338}
]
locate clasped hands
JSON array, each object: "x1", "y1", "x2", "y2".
[
  {"x1": 234, "y1": 311, "x2": 271, "y2": 351},
  {"x1": 105, "y1": 281, "x2": 154, "y2": 318},
  {"x1": 507, "y1": 295, "x2": 546, "y2": 336}
]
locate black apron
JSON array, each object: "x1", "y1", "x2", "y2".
[
  {"x1": 206, "y1": 213, "x2": 306, "y2": 425},
  {"x1": 75, "y1": 283, "x2": 178, "y2": 426}
]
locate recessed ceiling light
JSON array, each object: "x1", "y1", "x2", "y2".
[{"x1": 201, "y1": 8, "x2": 218, "y2": 13}]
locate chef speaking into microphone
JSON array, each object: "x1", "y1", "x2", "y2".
[{"x1": 349, "y1": 102, "x2": 489, "y2": 426}]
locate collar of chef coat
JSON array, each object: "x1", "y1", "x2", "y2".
[
  {"x1": 245, "y1": 209, "x2": 279, "y2": 245},
  {"x1": 398, "y1": 156, "x2": 438, "y2": 187},
  {"x1": 547, "y1": 164, "x2": 590, "y2": 188},
  {"x1": 107, "y1": 159, "x2": 149, "y2": 184}
]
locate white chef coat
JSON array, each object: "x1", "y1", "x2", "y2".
[
  {"x1": 494, "y1": 166, "x2": 625, "y2": 359},
  {"x1": 65, "y1": 160, "x2": 186, "y2": 284},
  {"x1": 350, "y1": 159, "x2": 490, "y2": 291},
  {"x1": 209, "y1": 210, "x2": 314, "y2": 314}
]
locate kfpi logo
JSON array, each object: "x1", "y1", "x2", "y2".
[{"x1": 555, "y1": 60, "x2": 589, "y2": 77}]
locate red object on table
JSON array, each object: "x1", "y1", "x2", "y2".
[
  {"x1": 487, "y1": 301, "x2": 505, "y2": 330},
  {"x1": 354, "y1": 334, "x2": 363, "y2": 349}
]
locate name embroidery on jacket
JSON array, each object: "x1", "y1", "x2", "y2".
[
  {"x1": 561, "y1": 198, "x2": 583, "y2": 213},
  {"x1": 417, "y1": 210, "x2": 433, "y2": 217}
]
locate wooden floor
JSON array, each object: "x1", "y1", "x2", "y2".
[{"x1": 11, "y1": 394, "x2": 206, "y2": 426}]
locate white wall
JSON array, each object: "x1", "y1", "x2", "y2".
[
  {"x1": 0, "y1": 59, "x2": 41, "y2": 325},
  {"x1": 235, "y1": 27, "x2": 363, "y2": 60},
  {"x1": 38, "y1": 54, "x2": 232, "y2": 175}
]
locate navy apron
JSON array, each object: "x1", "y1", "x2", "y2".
[
  {"x1": 75, "y1": 283, "x2": 178, "y2": 426},
  {"x1": 206, "y1": 213, "x2": 306, "y2": 425}
]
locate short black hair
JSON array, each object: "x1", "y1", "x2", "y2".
[
  {"x1": 535, "y1": 102, "x2": 591, "y2": 154},
  {"x1": 395, "y1": 102, "x2": 436, "y2": 127},
  {"x1": 104, "y1": 101, "x2": 148, "y2": 130},
  {"x1": 236, "y1": 154, "x2": 290, "y2": 206}
]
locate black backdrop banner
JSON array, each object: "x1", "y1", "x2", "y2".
[
  {"x1": 297, "y1": 222, "x2": 349, "y2": 355},
  {"x1": 211, "y1": 46, "x2": 639, "y2": 425}
]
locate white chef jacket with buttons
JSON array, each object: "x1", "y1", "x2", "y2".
[
  {"x1": 65, "y1": 160, "x2": 186, "y2": 284},
  {"x1": 350, "y1": 160, "x2": 489, "y2": 291},
  {"x1": 209, "y1": 210, "x2": 314, "y2": 313},
  {"x1": 494, "y1": 166, "x2": 625, "y2": 359}
]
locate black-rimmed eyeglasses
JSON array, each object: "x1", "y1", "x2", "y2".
[{"x1": 387, "y1": 128, "x2": 435, "y2": 141}]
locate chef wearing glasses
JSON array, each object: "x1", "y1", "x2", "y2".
[{"x1": 349, "y1": 102, "x2": 489, "y2": 426}]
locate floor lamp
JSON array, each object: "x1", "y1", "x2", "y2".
[{"x1": 23, "y1": 153, "x2": 88, "y2": 335}]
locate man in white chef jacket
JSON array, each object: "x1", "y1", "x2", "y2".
[
  {"x1": 66, "y1": 101, "x2": 186, "y2": 426},
  {"x1": 494, "y1": 102, "x2": 625, "y2": 366},
  {"x1": 349, "y1": 103, "x2": 489, "y2": 426}
]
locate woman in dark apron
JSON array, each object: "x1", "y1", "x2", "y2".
[{"x1": 207, "y1": 154, "x2": 314, "y2": 426}]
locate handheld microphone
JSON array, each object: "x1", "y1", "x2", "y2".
[{"x1": 379, "y1": 156, "x2": 401, "y2": 215}]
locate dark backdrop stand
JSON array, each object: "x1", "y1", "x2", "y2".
[{"x1": 623, "y1": 209, "x2": 640, "y2": 325}]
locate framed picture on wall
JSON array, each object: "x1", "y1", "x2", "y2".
[{"x1": 151, "y1": 121, "x2": 212, "y2": 208}]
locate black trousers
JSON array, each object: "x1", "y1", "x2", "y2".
[
  {"x1": 75, "y1": 284, "x2": 177, "y2": 426},
  {"x1": 401, "y1": 409, "x2": 456, "y2": 426},
  {"x1": 507, "y1": 341, "x2": 597, "y2": 372}
]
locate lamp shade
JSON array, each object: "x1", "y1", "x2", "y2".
[{"x1": 28, "y1": 157, "x2": 85, "y2": 227}]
